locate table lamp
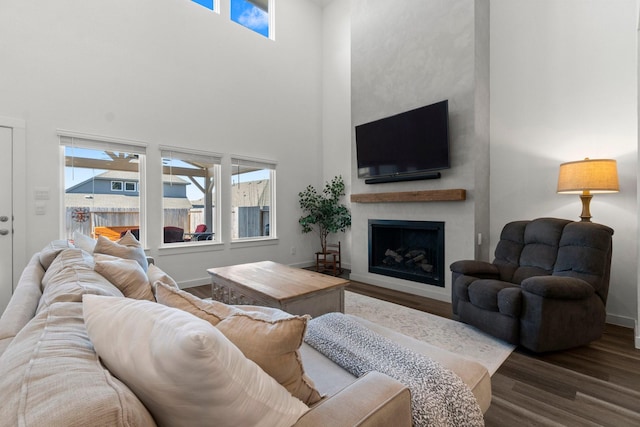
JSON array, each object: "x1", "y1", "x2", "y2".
[{"x1": 557, "y1": 158, "x2": 619, "y2": 222}]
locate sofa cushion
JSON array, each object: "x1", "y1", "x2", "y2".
[
  {"x1": 497, "y1": 287, "x2": 522, "y2": 317},
  {"x1": 468, "y1": 279, "x2": 518, "y2": 313},
  {"x1": 94, "y1": 231, "x2": 148, "y2": 272},
  {"x1": 95, "y1": 255, "x2": 155, "y2": 301},
  {"x1": 37, "y1": 249, "x2": 123, "y2": 314},
  {"x1": 512, "y1": 218, "x2": 571, "y2": 283},
  {"x1": 0, "y1": 302, "x2": 156, "y2": 426},
  {"x1": 0, "y1": 254, "x2": 45, "y2": 358},
  {"x1": 38, "y1": 239, "x2": 74, "y2": 270},
  {"x1": 155, "y1": 282, "x2": 322, "y2": 405},
  {"x1": 42, "y1": 247, "x2": 95, "y2": 285},
  {"x1": 82, "y1": 295, "x2": 309, "y2": 427}
]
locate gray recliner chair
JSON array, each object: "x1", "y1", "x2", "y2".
[{"x1": 450, "y1": 217, "x2": 614, "y2": 352}]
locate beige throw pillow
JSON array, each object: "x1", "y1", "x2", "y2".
[
  {"x1": 155, "y1": 282, "x2": 322, "y2": 405},
  {"x1": 82, "y1": 295, "x2": 309, "y2": 427},
  {"x1": 147, "y1": 264, "x2": 179, "y2": 291},
  {"x1": 93, "y1": 231, "x2": 148, "y2": 272},
  {"x1": 95, "y1": 255, "x2": 155, "y2": 301}
]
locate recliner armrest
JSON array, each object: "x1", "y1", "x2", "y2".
[
  {"x1": 293, "y1": 371, "x2": 412, "y2": 427},
  {"x1": 450, "y1": 260, "x2": 500, "y2": 278},
  {"x1": 521, "y1": 275, "x2": 594, "y2": 300}
]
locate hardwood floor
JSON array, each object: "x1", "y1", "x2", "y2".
[{"x1": 186, "y1": 280, "x2": 640, "y2": 426}]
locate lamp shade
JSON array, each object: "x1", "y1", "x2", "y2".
[{"x1": 557, "y1": 159, "x2": 619, "y2": 194}]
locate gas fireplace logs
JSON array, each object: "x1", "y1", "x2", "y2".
[{"x1": 383, "y1": 247, "x2": 434, "y2": 273}]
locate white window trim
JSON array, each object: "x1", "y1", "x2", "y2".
[{"x1": 111, "y1": 181, "x2": 123, "y2": 191}]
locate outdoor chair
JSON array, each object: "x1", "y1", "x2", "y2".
[{"x1": 163, "y1": 226, "x2": 184, "y2": 243}]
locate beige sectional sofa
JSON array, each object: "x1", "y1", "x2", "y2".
[{"x1": 0, "y1": 234, "x2": 490, "y2": 426}]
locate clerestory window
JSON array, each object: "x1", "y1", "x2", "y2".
[
  {"x1": 231, "y1": 0, "x2": 272, "y2": 39},
  {"x1": 191, "y1": 0, "x2": 217, "y2": 11}
]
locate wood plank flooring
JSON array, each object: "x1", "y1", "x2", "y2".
[{"x1": 186, "y1": 279, "x2": 640, "y2": 426}]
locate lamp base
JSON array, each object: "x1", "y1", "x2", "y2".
[{"x1": 579, "y1": 193, "x2": 592, "y2": 222}]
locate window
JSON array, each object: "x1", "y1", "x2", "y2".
[
  {"x1": 161, "y1": 148, "x2": 221, "y2": 244},
  {"x1": 125, "y1": 182, "x2": 137, "y2": 192},
  {"x1": 59, "y1": 132, "x2": 147, "y2": 243},
  {"x1": 231, "y1": 0, "x2": 272, "y2": 38},
  {"x1": 191, "y1": 0, "x2": 216, "y2": 11},
  {"x1": 231, "y1": 157, "x2": 275, "y2": 240}
]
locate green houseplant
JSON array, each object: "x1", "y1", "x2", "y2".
[{"x1": 298, "y1": 175, "x2": 351, "y2": 253}]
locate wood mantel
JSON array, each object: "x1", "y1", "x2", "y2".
[{"x1": 350, "y1": 189, "x2": 466, "y2": 203}]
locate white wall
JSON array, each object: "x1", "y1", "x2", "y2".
[
  {"x1": 320, "y1": 0, "x2": 352, "y2": 268},
  {"x1": 491, "y1": 0, "x2": 638, "y2": 325},
  {"x1": 0, "y1": 0, "x2": 325, "y2": 287}
]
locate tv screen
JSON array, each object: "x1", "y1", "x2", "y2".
[{"x1": 355, "y1": 100, "x2": 450, "y2": 182}]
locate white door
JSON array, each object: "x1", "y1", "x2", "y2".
[{"x1": 0, "y1": 126, "x2": 13, "y2": 314}]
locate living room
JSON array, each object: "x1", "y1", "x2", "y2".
[
  {"x1": 0, "y1": 0, "x2": 639, "y2": 425},
  {"x1": 2, "y1": 0, "x2": 637, "y2": 341}
]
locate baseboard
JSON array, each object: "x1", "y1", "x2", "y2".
[
  {"x1": 178, "y1": 277, "x2": 211, "y2": 289},
  {"x1": 605, "y1": 313, "x2": 636, "y2": 329}
]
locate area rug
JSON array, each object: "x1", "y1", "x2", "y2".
[{"x1": 343, "y1": 291, "x2": 515, "y2": 375}]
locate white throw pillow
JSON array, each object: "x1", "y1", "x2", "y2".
[
  {"x1": 82, "y1": 295, "x2": 309, "y2": 427},
  {"x1": 73, "y1": 231, "x2": 97, "y2": 253}
]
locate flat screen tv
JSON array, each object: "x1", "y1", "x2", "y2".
[{"x1": 355, "y1": 100, "x2": 450, "y2": 184}]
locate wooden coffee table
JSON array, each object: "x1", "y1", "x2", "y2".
[{"x1": 207, "y1": 261, "x2": 349, "y2": 317}]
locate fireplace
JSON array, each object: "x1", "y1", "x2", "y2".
[{"x1": 368, "y1": 220, "x2": 445, "y2": 287}]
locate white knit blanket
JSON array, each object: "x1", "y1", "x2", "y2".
[{"x1": 304, "y1": 313, "x2": 484, "y2": 427}]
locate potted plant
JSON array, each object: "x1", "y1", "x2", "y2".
[{"x1": 298, "y1": 175, "x2": 351, "y2": 253}]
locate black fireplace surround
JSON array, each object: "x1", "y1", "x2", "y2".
[{"x1": 368, "y1": 219, "x2": 445, "y2": 287}]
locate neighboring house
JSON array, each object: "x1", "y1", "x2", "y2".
[{"x1": 64, "y1": 171, "x2": 192, "y2": 239}]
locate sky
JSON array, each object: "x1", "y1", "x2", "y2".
[{"x1": 191, "y1": 0, "x2": 269, "y2": 38}]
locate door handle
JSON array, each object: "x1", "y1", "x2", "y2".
[{"x1": 0, "y1": 229, "x2": 9, "y2": 236}]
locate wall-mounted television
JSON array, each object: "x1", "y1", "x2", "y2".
[{"x1": 355, "y1": 100, "x2": 450, "y2": 184}]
